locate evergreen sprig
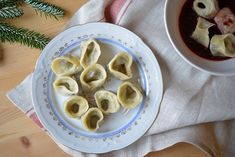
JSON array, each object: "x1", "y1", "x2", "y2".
[
  {"x1": 0, "y1": 6, "x2": 23, "y2": 19},
  {"x1": 0, "y1": 23, "x2": 50, "y2": 50},
  {"x1": 0, "y1": 0, "x2": 23, "y2": 7},
  {"x1": 0, "y1": 0, "x2": 65, "y2": 49},
  {"x1": 24, "y1": 0, "x2": 64, "y2": 19}
]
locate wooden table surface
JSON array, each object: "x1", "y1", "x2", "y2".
[{"x1": 0, "y1": 1, "x2": 208, "y2": 156}]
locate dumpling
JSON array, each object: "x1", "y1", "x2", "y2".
[
  {"x1": 214, "y1": 8, "x2": 235, "y2": 34},
  {"x1": 64, "y1": 96, "x2": 89, "y2": 118},
  {"x1": 80, "y1": 64, "x2": 107, "y2": 91},
  {"x1": 191, "y1": 17, "x2": 215, "y2": 48},
  {"x1": 108, "y1": 52, "x2": 133, "y2": 80},
  {"x1": 117, "y1": 82, "x2": 143, "y2": 109},
  {"x1": 51, "y1": 55, "x2": 82, "y2": 76},
  {"x1": 210, "y1": 34, "x2": 235, "y2": 57},
  {"x1": 53, "y1": 76, "x2": 79, "y2": 95},
  {"x1": 95, "y1": 90, "x2": 120, "y2": 114},
  {"x1": 81, "y1": 108, "x2": 104, "y2": 132},
  {"x1": 80, "y1": 39, "x2": 101, "y2": 68},
  {"x1": 193, "y1": 0, "x2": 219, "y2": 19}
]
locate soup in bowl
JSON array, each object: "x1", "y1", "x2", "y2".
[{"x1": 164, "y1": 0, "x2": 235, "y2": 75}]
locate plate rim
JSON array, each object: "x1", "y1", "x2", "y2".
[{"x1": 32, "y1": 22, "x2": 164, "y2": 153}]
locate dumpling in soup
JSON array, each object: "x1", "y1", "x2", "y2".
[
  {"x1": 210, "y1": 33, "x2": 235, "y2": 57},
  {"x1": 81, "y1": 108, "x2": 104, "y2": 132},
  {"x1": 193, "y1": 0, "x2": 219, "y2": 19},
  {"x1": 95, "y1": 90, "x2": 120, "y2": 114},
  {"x1": 51, "y1": 55, "x2": 82, "y2": 76},
  {"x1": 117, "y1": 82, "x2": 143, "y2": 109},
  {"x1": 53, "y1": 76, "x2": 79, "y2": 95},
  {"x1": 80, "y1": 39, "x2": 101, "y2": 68},
  {"x1": 191, "y1": 17, "x2": 215, "y2": 48},
  {"x1": 108, "y1": 52, "x2": 133, "y2": 80},
  {"x1": 64, "y1": 96, "x2": 89, "y2": 118},
  {"x1": 214, "y1": 8, "x2": 235, "y2": 34},
  {"x1": 80, "y1": 64, "x2": 107, "y2": 91}
]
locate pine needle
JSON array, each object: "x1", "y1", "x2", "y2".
[
  {"x1": 0, "y1": 0, "x2": 23, "y2": 7},
  {"x1": 0, "y1": 23, "x2": 50, "y2": 50},
  {"x1": 0, "y1": 6, "x2": 23, "y2": 19},
  {"x1": 24, "y1": 0, "x2": 64, "y2": 19}
]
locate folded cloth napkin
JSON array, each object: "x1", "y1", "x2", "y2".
[{"x1": 7, "y1": 0, "x2": 235, "y2": 156}]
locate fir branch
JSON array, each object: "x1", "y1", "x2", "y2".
[
  {"x1": 24, "y1": 0, "x2": 64, "y2": 19},
  {"x1": 0, "y1": 0, "x2": 16, "y2": 7},
  {"x1": 0, "y1": 0, "x2": 23, "y2": 7},
  {"x1": 0, "y1": 23, "x2": 50, "y2": 50},
  {"x1": 0, "y1": 6, "x2": 23, "y2": 19}
]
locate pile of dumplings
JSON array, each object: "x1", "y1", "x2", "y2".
[
  {"x1": 51, "y1": 39, "x2": 143, "y2": 132},
  {"x1": 191, "y1": 0, "x2": 235, "y2": 57}
]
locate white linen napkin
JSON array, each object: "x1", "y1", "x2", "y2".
[{"x1": 7, "y1": 0, "x2": 235, "y2": 156}]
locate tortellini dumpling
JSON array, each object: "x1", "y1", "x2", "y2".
[
  {"x1": 193, "y1": 0, "x2": 219, "y2": 19},
  {"x1": 80, "y1": 39, "x2": 101, "y2": 68},
  {"x1": 53, "y1": 76, "x2": 79, "y2": 95},
  {"x1": 81, "y1": 108, "x2": 104, "y2": 132},
  {"x1": 191, "y1": 17, "x2": 215, "y2": 48},
  {"x1": 214, "y1": 8, "x2": 235, "y2": 34},
  {"x1": 108, "y1": 52, "x2": 133, "y2": 80},
  {"x1": 117, "y1": 82, "x2": 143, "y2": 109},
  {"x1": 95, "y1": 90, "x2": 120, "y2": 114},
  {"x1": 80, "y1": 64, "x2": 107, "y2": 91},
  {"x1": 51, "y1": 55, "x2": 82, "y2": 76},
  {"x1": 210, "y1": 34, "x2": 235, "y2": 57},
  {"x1": 64, "y1": 96, "x2": 89, "y2": 118}
]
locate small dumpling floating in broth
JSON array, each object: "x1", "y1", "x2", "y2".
[
  {"x1": 191, "y1": 17, "x2": 215, "y2": 48},
  {"x1": 214, "y1": 8, "x2": 235, "y2": 34},
  {"x1": 80, "y1": 39, "x2": 101, "y2": 68},
  {"x1": 193, "y1": 0, "x2": 219, "y2": 19},
  {"x1": 53, "y1": 76, "x2": 79, "y2": 95},
  {"x1": 64, "y1": 96, "x2": 89, "y2": 118},
  {"x1": 117, "y1": 82, "x2": 143, "y2": 110},
  {"x1": 210, "y1": 33, "x2": 235, "y2": 57},
  {"x1": 95, "y1": 90, "x2": 120, "y2": 114},
  {"x1": 80, "y1": 64, "x2": 107, "y2": 91},
  {"x1": 81, "y1": 108, "x2": 104, "y2": 132},
  {"x1": 51, "y1": 55, "x2": 82, "y2": 76},
  {"x1": 108, "y1": 52, "x2": 133, "y2": 80}
]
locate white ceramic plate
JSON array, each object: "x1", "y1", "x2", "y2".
[
  {"x1": 165, "y1": 0, "x2": 235, "y2": 76},
  {"x1": 32, "y1": 22, "x2": 163, "y2": 153}
]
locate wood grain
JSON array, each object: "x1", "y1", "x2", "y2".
[{"x1": 0, "y1": 0, "x2": 207, "y2": 156}]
